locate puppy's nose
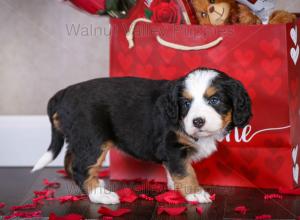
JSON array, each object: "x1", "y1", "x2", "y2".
[
  {"x1": 209, "y1": 6, "x2": 215, "y2": 13},
  {"x1": 193, "y1": 117, "x2": 205, "y2": 129}
]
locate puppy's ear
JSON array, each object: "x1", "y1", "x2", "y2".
[
  {"x1": 229, "y1": 80, "x2": 252, "y2": 128},
  {"x1": 156, "y1": 80, "x2": 182, "y2": 126}
]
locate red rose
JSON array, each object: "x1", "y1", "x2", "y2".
[
  {"x1": 151, "y1": 1, "x2": 181, "y2": 24},
  {"x1": 69, "y1": 0, "x2": 105, "y2": 14}
]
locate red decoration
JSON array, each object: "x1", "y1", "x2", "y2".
[
  {"x1": 98, "y1": 169, "x2": 110, "y2": 178},
  {"x1": 139, "y1": 194, "x2": 154, "y2": 201},
  {"x1": 4, "y1": 211, "x2": 42, "y2": 220},
  {"x1": 10, "y1": 203, "x2": 37, "y2": 211},
  {"x1": 102, "y1": 216, "x2": 113, "y2": 220},
  {"x1": 116, "y1": 188, "x2": 138, "y2": 203},
  {"x1": 150, "y1": 1, "x2": 181, "y2": 24},
  {"x1": 56, "y1": 169, "x2": 68, "y2": 177},
  {"x1": 157, "y1": 206, "x2": 187, "y2": 216},
  {"x1": 134, "y1": 180, "x2": 167, "y2": 192},
  {"x1": 110, "y1": 19, "x2": 300, "y2": 190},
  {"x1": 98, "y1": 206, "x2": 131, "y2": 217},
  {"x1": 34, "y1": 189, "x2": 55, "y2": 198},
  {"x1": 155, "y1": 190, "x2": 186, "y2": 204},
  {"x1": 55, "y1": 194, "x2": 88, "y2": 203},
  {"x1": 43, "y1": 179, "x2": 61, "y2": 188},
  {"x1": 33, "y1": 196, "x2": 46, "y2": 205},
  {"x1": 196, "y1": 206, "x2": 203, "y2": 215},
  {"x1": 264, "y1": 194, "x2": 283, "y2": 200},
  {"x1": 0, "y1": 202, "x2": 5, "y2": 209},
  {"x1": 49, "y1": 213, "x2": 84, "y2": 220},
  {"x1": 278, "y1": 188, "x2": 300, "y2": 195},
  {"x1": 210, "y1": 193, "x2": 216, "y2": 201},
  {"x1": 69, "y1": 0, "x2": 105, "y2": 14},
  {"x1": 255, "y1": 214, "x2": 272, "y2": 220},
  {"x1": 234, "y1": 206, "x2": 248, "y2": 215}
]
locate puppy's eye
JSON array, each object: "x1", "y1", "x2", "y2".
[
  {"x1": 210, "y1": 0, "x2": 215, "y2": 3},
  {"x1": 208, "y1": 96, "x2": 220, "y2": 105},
  {"x1": 182, "y1": 99, "x2": 191, "y2": 108}
]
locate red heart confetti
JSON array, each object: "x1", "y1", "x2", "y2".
[
  {"x1": 155, "y1": 190, "x2": 186, "y2": 204},
  {"x1": 98, "y1": 206, "x2": 131, "y2": 217},
  {"x1": 0, "y1": 202, "x2": 5, "y2": 209},
  {"x1": 49, "y1": 213, "x2": 84, "y2": 220},
  {"x1": 34, "y1": 189, "x2": 55, "y2": 198},
  {"x1": 33, "y1": 196, "x2": 46, "y2": 205},
  {"x1": 102, "y1": 216, "x2": 113, "y2": 220},
  {"x1": 264, "y1": 194, "x2": 283, "y2": 200},
  {"x1": 4, "y1": 210, "x2": 42, "y2": 220},
  {"x1": 116, "y1": 188, "x2": 138, "y2": 203},
  {"x1": 157, "y1": 206, "x2": 187, "y2": 216},
  {"x1": 255, "y1": 214, "x2": 272, "y2": 220},
  {"x1": 134, "y1": 180, "x2": 167, "y2": 192},
  {"x1": 196, "y1": 206, "x2": 203, "y2": 215},
  {"x1": 43, "y1": 179, "x2": 61, "y2": 188},
  {"x1": 278, "y1": 188, "x2": 300, "y2": 195},
  {"x1": 210, "y1": 193, "x2": 216, "y2": 201},
  {"x1": 10, "y1": 203, "x2": 37, "y2": 211},
  {"x1": 57, "y1": 194, "x2": 87, "y2": 203},
  {"x1": 56, "y1": 169, "x2": 68, "y2": 177},
  {"x1": 234, "y1": 205, "x2": 248, "y2": 215},
  {"x1": 188, "y1": 201, "x2": 199, "y2": 205},
  {"x1": 98, "y1": 169, "x2": 110, "y2": 178},
  {"x1": 139, "y1": 194, "x2": 154, "y2": 201}
]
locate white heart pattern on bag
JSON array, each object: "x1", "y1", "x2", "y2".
[
  {"x1": 293, "y1": 163, "x2": 299, "y2": 184},
  {"x1": 290, "y1": 26, "x2": 298, "y2": 46},
  {"x1": 290, "y1": 45, "x2": 299, "y2": 65},
  {"x1": 292, "y1": 145, "x2": 298, "y2": 164}
]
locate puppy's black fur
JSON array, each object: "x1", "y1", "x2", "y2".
[{"x1": 45, "y1": 68, "x2": 252, "y2": 192}]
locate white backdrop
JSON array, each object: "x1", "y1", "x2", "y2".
[{"x1": 0, "y1": 116, "x2": 109, "y2": 167}]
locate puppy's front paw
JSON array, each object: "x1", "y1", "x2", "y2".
[
  {"x1": 88, "y1": 186, "x2": 120, "y2": 204},
  {"x1": 185, "y1": 190, "x2": 212, "y2": 203}
]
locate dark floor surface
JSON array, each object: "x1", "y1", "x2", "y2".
[{"x1": 0, "y1": 167, "x2": 299, "y2": 219}]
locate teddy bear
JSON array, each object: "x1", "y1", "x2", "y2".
[{"x1": 191, "y1": 0, "x2": 296, "y2": 25}]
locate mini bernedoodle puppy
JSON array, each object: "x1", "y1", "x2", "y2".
[{"x1": 32, "y1": 68, "x2": 252, "y2": 204}]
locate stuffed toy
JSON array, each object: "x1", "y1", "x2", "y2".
[{"x1": 191, "y1": 0, "x2": 296, "y2": 25}]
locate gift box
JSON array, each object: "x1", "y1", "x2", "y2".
[{"x1": 109, "y1": 1, "x2": 300, "y2": 189}]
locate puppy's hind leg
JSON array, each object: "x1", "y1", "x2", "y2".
[
  {"x1": 64, "y1": 149, "x2": 74, "y2": 178},
  {"x1": 72, "y1": 141, "x2": 119, "y2": 204}
]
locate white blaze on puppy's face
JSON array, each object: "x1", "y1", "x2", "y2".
[{"x1": 183, "y1": 69, "x2": 222, "y2": 138}]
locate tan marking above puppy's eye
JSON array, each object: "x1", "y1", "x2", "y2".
[
  {"x1": 182, "y1": 90, "x2": 193, "y2": 100},
  {"x1": 205, "y1": 86, "x2": 217, "y2": 98}
]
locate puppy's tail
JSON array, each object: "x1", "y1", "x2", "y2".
[{"x1": 31, "y1": 90, "x2": 66, "y2": 173}]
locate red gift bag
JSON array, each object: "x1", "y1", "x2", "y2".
[{"x1": 109, "y1": 10, "x2": 300, "y2": 189}]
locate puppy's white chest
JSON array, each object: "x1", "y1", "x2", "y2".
[{"x1": 190, "y1": 137, "x2": 217, "y2": 162}]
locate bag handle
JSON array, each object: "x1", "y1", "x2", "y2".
[{"x1": 126, "y1": 18, "x2": 223, "y2": 50}]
